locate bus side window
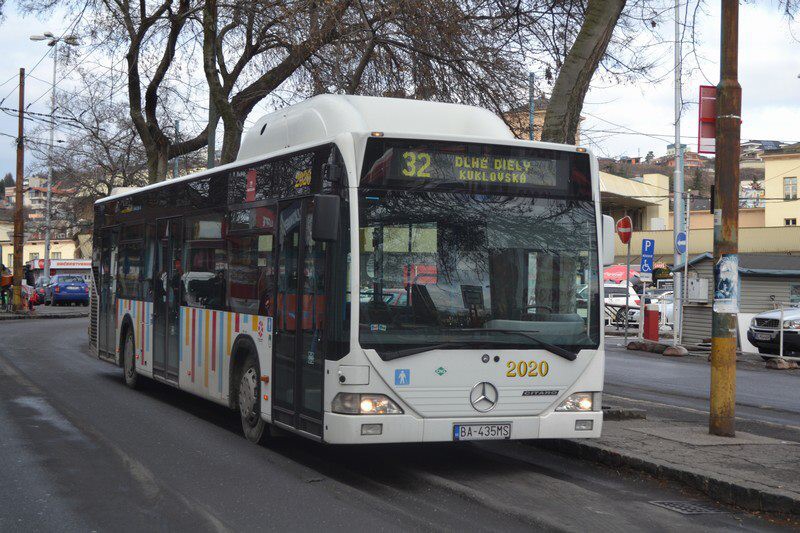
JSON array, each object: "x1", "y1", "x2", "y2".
[
  {"x1": 227, "y1": 205, "x2": 276, "y2": 316},
  {"x1": 141, "y1": 224, "x2": 156, "y2": 301},
  {"x1": 183, "y1": 213, "x2": 227, "y2": 310}
]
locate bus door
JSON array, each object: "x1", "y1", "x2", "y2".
[
  {"x1": 152, "y1": 217, "x2": 183, "y2": 382},
  {"x1": 98, "y1": 226, "x2": 119, "y2": 361},
  {"x1": 273, "y1": 198, "x2": 326, "y2": 437}
]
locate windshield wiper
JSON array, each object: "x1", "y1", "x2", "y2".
[
  {"x1": 380, "y1": 342, "x2": 475, "y2": 361},
  {"x1": 459, "y1": 328, "x2": 578, "y2": 361}
]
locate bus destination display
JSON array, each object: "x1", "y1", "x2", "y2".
[{"x1": 395, "y1": 149, "x2": 558, "y2": 187}]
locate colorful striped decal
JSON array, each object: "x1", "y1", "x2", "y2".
[
  {"x1": 116, "y1": 299, "x2": 153, "y2": 369},
  {"x1": 176, "y1": 306, "x2": 271, "y2": 395},
  {"x1": 119, "y1": 300, "x2": 272, "y2": 398}
]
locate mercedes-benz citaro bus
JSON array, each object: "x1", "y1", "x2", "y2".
[{"x1": 92, "y1": 95, "x2": 615, "y2": 444}]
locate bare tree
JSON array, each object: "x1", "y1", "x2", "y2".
[
  {"x1": 201, "y1": 0, "x2": 356, "y2": 164},
  {"x1": 25, "y1": 68, "x2": 149, "y2": 236}
]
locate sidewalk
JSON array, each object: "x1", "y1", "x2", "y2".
[
  {"x1": 540, "y1": 411, "x2": 800, "y2": 515},
  {"x1": 0, "y1": 304, "x2": 89, "y2": 320}
]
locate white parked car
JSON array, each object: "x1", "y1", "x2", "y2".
[
  {"x1": 627, "y1": 290, "x2": 674, "y2": 327},
  {"x1": 604, "y1": 283, "x2": 640, "y2": 324}
]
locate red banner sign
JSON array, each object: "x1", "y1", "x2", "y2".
[{"x1": 698, "y1": 85, "x2": 716, "y2": 154}]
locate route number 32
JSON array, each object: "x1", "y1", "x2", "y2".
[
  {"x1": 401, "y1": 151, "x2": 431, "y2": 178},
  {"x1": 506, "y1": 360, "x2": 549, "y2": 377}
]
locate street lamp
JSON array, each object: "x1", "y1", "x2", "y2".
[{"x1": 30, "y1": 32, "x2": 79, "y2": 285}]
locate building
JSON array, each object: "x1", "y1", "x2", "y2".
[
  {"x1": 741, "y1": 139, "x2": 786, "y2": 162},
  {"x1": 654, "y1": 150, "x2": 706, "y2": 169},
  {"x1": 600, "y1": 172, "x2": 670, "y2": 232},
  {"x1": 672, "y1": 253, "x2": 800, "y2": 347},
  {"x1": 0, "y1": 236, "x2": 77, "y2": 268},
  {"x1": 503, "y1": 99, "x2": 582, "y2": 143},
  {"x1": 666, "y1": 143, "x2": 687, "y2": 156},
  {"x1": 762, "y1": 142, "x2": 800, "y2": 227}
]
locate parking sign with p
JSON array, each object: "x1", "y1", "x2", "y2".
[{"x1": 640, "y1": 239, "x2": 655, "y2": 282}]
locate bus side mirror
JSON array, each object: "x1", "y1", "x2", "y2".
[
  {"x1": 312, "y1": 195, "x2": 340, "y2": 242},
  {"x1": 602, "y1": 215, "x2": 615, "y2": 266}
]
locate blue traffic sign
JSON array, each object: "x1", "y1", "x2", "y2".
[
  {"x1": 676, "y1": 232, "x2": 687, "y2": 254},
  {"x1": 640, "y1": 239, "x2": 655, "y2": 274}
]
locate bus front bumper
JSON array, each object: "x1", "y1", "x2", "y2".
[{"x1": 323, "y1": 411, "x2": 602, "y2": 444}]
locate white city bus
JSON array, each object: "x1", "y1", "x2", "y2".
[{"x1": 92, "y1": 95, "x2": 615, "y2": 444}]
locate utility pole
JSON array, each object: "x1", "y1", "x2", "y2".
[
  {"x1": 30, "y1": 32, "x2": 79, "y2": 285},
  {"x1": 43, "y1": 39, "x2": 57, "y2": 286},
  {"x1": 672, "y1": 0, "x2": 685, "y2": 343},
  {"x1": 528, "y1": 72, "x2": 535, "y2": 141},
  {"x1": 710, "y1": 0, "x2": 741, "y2": 437},
  {"x1": 12, "y1": 68, "x2": 25, "y2": 312}
]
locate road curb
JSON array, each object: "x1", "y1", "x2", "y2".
[
  {"x1": 536, "y1": 439, "x2": 800, "y2": 515},
  {"x1": 0, "y1": 312, "x2": 89, "y2": 321}
]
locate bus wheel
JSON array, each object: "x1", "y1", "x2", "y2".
[
  {"x1": 238, "y1": 354, "x2": 267, "y2": 444},
  {"x1": 123, "y1": 329, "x2": 139, "y2": 389}
]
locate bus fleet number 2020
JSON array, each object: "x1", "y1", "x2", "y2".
[{"x1": 506, "y1": 360, "x2": 549, "y2": 377}]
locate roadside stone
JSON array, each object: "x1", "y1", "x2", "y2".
[
  {"x1": 663, "y1": 346, "x2": 688, "y2": 357},
  {"x1": 765, "y1": 357, "x2": 799, "y2": 370}
]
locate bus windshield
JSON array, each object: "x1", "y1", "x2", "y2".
[{"x1": 358, "y1": 190, "x2": 600, "y2": 358}]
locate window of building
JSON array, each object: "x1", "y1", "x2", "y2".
[
  {"x1": 786, "y1": 218, "x2": 797, "y2": 226},
  {"x1": 784, "y1": 177, "x2": 797, "y2": 200},
  {"x1": 52, "y1": 252, "x2": 61, "y2": 259},
  {"x1": 6, "y1": 254, "x2": 12, "y2": 267},
  {"x1": 792, "y1": 284, "x2": 800, "y2": 304},
  {"x1": 29, "y1": 252, "x2": 39, "y2": 261}
]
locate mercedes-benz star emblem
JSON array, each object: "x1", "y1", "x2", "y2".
[{"x1": 469, "y1": 382, "x2": 499, "y2": 412}]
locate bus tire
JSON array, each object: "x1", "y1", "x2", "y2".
[
  {"x1": 122, "y1": 328, "x2": 139, "y2": 389},
  {"x1": 238, "y1": 352, "x2": 267, "y2": 444}
]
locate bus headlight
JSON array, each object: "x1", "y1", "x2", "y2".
[
  {"x1": 332, "y1": 393, "x2": 404, "y2": 415},
  {"x1": 555, "y1": 392, "x2": 598, "y2": 412}
]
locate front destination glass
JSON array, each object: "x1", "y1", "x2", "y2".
[{"x1": 359, "y1": 139, "x2": 600, "y2": 358}]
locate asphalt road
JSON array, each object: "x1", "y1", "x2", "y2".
[
  {"x1": 604, "y1": 339, "x2": 800, "y2": 429},
  {"x1": 0, "y1": 318, "x2": 791, "y2": 532}
]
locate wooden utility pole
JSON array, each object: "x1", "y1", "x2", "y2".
[
  {"x1": 12, "y1": 68, "x2": 25, "y2": 312},
  {"x1": 710, "y1": 0, "x2": 741, "y2": 437}
]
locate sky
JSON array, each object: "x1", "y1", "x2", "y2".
[{"x1": 0, "y1": 1, "x2": 798, "y2": 177}]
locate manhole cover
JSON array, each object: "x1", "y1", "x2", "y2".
[{"x1": 649, "y1": 501, "x2": 724, "y2": 515}]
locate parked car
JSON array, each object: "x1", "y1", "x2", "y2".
[
  {"x1": 604, "y1": 283, "x2": 640, "y2": 324},
  {"x1": 34, "y1": 279, "x2": 51, "y2": 305},
  {"x1": 747, "y1": 307, "x2": 800, "y2": 360},
  {"x1": 627, "y1": 291, "x2": 675, "y2": 327},
  {"x1": 50, "y1": 275, "x2": 90, "y2": 306}
]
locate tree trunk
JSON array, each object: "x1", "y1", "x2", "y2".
[
  {"x1": 219, "y1": 122, "x2": 244, "y2": 165},
  {"x1": 540, "y1": 0, "x2": 626, "y2": 144},
  {"x1": 146, "y1": 142, "x2": 170, "y2": 184}
]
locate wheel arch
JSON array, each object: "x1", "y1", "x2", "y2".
[
  {"x1": 228, "y1": 333, "x2": 259, "y2": 409},
  {"x1": 117, "y1": 313, "x2": 134, "y2": 367}
]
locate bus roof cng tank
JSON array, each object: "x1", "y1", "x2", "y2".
[{"x1": 236, "y1": 94, "x2": 515, "y2": 162}]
